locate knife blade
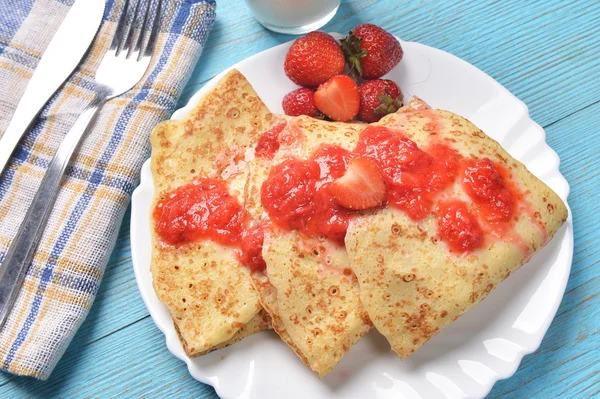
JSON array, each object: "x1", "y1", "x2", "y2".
[{"x1": 0, "y1": 0, "x2": 106, "y2": 177}]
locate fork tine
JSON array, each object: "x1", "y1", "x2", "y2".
[
  {"x1": 111, "y1": 0, "x2": 130, "y2": 51},
  {"x1": 119, "y1": 0, "x2": 142, "y2": 57},
  {"x1": 132, "y1": 0, "x2": 153, "y2": 61},
  {"x1": 127, "y1": 0, "x2": 149, "y2": 59},
  {"x1": 143, "y1": 0, "x2": 162, "y2": 57}
]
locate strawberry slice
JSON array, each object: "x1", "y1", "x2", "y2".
[
  {"x1": 331, "y1": 157, "x2": 386, "y2": 210},
  {"x1": 314, "y1": 75, "x2": 360, "y2": 122}
]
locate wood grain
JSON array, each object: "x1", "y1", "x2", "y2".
[
  {"x1": 1, "y1": 0, "x2": 598, "y2": 397},
  {"x1": 488, "y1": 100, "x2": 600, "y2": 399}
]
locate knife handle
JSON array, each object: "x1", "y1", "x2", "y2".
[{"x1": 0, "y1": 97, "x2": 103, "y2": 329}]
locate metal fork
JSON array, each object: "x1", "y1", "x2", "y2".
[{"x1": 0, "y1": 0, "x2": 162, "y2": 329}]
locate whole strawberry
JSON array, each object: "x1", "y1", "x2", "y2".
[
  {"x1": 341, "y1": 24, "x2": 403, "y2": 80},
  {"x1": 282, "y1": 88, "x2": 322, "y2": 118},
  {"x1": 284, "y1": 31, "x2": 346, "y2": 87},
  {"x1": 357, "y1": 79, "x2": 403, "y2": 123}
]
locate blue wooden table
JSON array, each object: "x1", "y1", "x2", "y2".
[{"x1": 0, "y1": 0, "x2": 598, "y2": 397}]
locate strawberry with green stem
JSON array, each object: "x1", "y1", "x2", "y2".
[
  {"x1": 341, "y1": 24, "x2": 403, "y2": 80},
  {"x1": 357, "y1": 79, "x2": 403, "y2": 123}
]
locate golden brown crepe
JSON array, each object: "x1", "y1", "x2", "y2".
[
  {"x1": 183, "y1": 309, "x2": 272, "y2": 357},
  {"x1": 149, "y1": 64, "x2": 567, "y2": 374},
  {"x1": 149, "y1": 69, "x2": 273, "y2": 357},
  {"x1": 345, "y1": 97, "x2": 568, "y2": 358},
  {"x1": 245, "y1": 119, "x2": 372, "y2": 377}
]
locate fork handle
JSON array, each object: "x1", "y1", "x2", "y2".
[{"x1": 0, "y1": 96, "x2": 104, "y2": 329}]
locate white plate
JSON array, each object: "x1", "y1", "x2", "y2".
[{"x1": 131, "y1": 34, "x2": 573, "y2": 399}]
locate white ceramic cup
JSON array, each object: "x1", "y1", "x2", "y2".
[{"x1": 244, "y1": 0, "x2": 341, "y2": 34}]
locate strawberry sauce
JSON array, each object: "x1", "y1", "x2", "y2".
[
  {"x1": 153, "y1": 178, "x2": 266, "y2": 272},
  {"x1": 462, "y1": 158, "x2": 513, "y2": 223},
  {"x1": 355, "y1": 126, "x2": 460, "y2": 219},
  {"x1": 155, "y1": 125, "x2": 533, "y2": 259},
  {"x1": 261, "y1": 145, "x2": 354, "y2": 246},
  {"x1": 261, "y1": 125, "x2": 528, "y2": 253},
  {"x1": 434, "y1": 200, "x2": 483, "y2": 253},
  {"x1": 255, "y1": 123, "x2": 286, "y2": 160}
]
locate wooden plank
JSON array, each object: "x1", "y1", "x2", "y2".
[
  {"x1": 488, "y1": 100, "x2": 600, "y2": 398},
  {"x1": 180, "y1": 0, "x2": 600, "y2": 130},
  {"x1": 177, "y1": 2, "x2": 600, "y2": 396},
  {"x1": 0, "y1": 0, "x2": 598, "y2": 397},
  {"x1": 0, "y1": 316, "x2": 216, "y2": 398},
  {"x1": 0, "y1": 99, "x2": 595, "y2": 399}
]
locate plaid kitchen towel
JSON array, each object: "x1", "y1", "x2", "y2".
[{"x1": 0, "y1": 0, "x2": 216, "y2": 379}]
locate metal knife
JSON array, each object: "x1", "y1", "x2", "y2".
[{"x1": 0, "y1": 0, "x2": 106, "y2": 177}]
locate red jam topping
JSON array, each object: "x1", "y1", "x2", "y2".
[
  {"x1": 260, "y1": 146, "x2": 354, "y2": 246},
  {"x1": 260, "y1": 125, "x2": 532, "y2": 253},
  {"x1": 462, "y1": 158, "x2": 513, "y2": 223},
  {"x1": 306, "y1": 146, "x2": 354, "y2": 245},
  {"x1": 435, "y1": 200, "x2": 483, "y2": 252},
  {"x1": 260, "y1": 159, "x2": 320, "y2": 230},
  {"x1": 157, "y1": 124, "x2": 534, "y2": 261},
  {"x1": 154, "y1": 179, "x2": 244, "y2": 246},
  {"x1": 312, "y1": 144, "x2": 351, "y2": 182},
  {"x1": 309, "y1": 188, "x2": 352, "y2": 245},
  {"x1": 153, "y1": 178, "x2": 265, "y2": 271},
  {"x1": 255, "y1": 123, "x2": 287, "y2": 159},
  {"x1": 354, "y1": 126, "x2": 460, "y2": 219},
  {"x1": 238, "y1": 226, "x2": 266, "y2": 272}
]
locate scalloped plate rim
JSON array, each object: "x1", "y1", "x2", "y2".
[{"x1": 130, "y1": 34, "x2": 573, "y2": 399}]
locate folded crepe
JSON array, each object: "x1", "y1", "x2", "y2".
[
  {"x1": 247, "y1": 95, "x2": 566, "y2": 365},
  {"x1": 345, "y1": 97, "x2": 568, "y2": 358},
  {"x1": 149, "y1": 65, "x2": 567, "y2": 373},
  {"x1": 149, "y1": 69, "x2": 273, "y2": 356},
  {"x1": 245, "y1": 118, "x2": 372, "y2": 377}
]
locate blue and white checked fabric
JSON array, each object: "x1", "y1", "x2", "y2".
[{"x1": 0, "y1": 0, "x2": 216, "y2": 379}]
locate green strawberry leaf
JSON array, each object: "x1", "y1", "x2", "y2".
[
  {"x1": 374, "y1": 93, "x2": 403, "y2": 116},
  {"x1": 341, "y1": 31, "x2": 367, "y2": 80}
]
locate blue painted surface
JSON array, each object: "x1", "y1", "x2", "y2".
[{"x1": 0, "y1": 0, "x2": 599, "y2": 397}]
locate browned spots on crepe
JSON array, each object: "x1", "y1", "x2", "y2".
[
  {"x1": 246, "y1": 117, "x2": 372, "y2": 377},
  {"x1": 149, "y1": 70, "x2": 273, "y2": 357},
  {"x1": 345, "y1": 97, "x2": 567, "y2": 359}
]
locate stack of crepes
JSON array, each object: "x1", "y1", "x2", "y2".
[{"x1": 149, "y1": 69, "x2": 567, "y2": 376}]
